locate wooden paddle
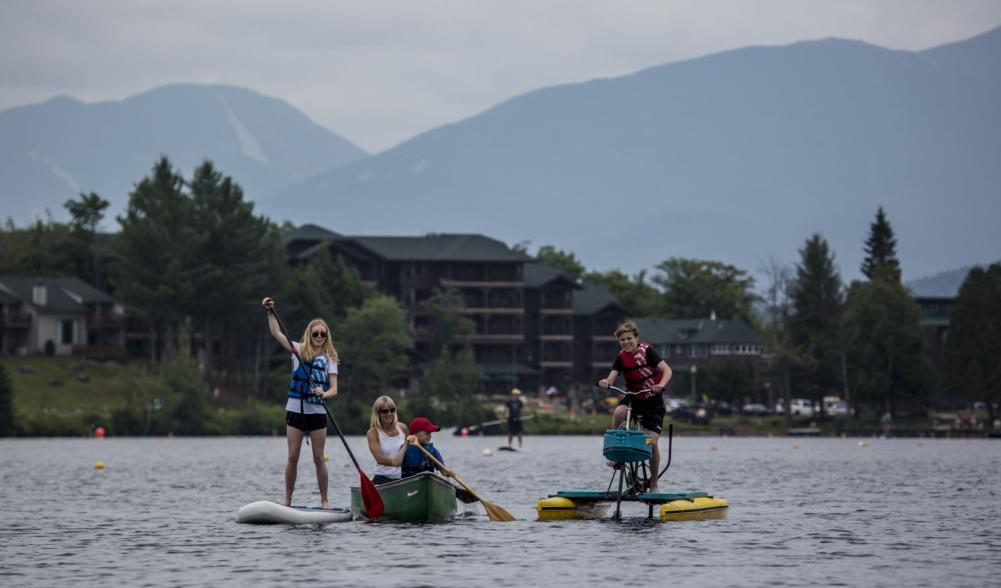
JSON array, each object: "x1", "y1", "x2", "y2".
[
  {"x1": 266, "y1": 302, "x2": 385, "y2": 519},
  {"x1": 411, "y1": 442, "x2": 515, "y2": 522}
]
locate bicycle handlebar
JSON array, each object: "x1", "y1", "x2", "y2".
[{"x1": 605, "y1": 384, "x2": 654, "y2": 396}]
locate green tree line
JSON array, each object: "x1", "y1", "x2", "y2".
[{"x1": 2, "y1": 158, "x2": 997, "y2": 434}]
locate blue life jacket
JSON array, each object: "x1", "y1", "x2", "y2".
[{"x1": 288, "y1": 354, "x2": 330, "y2": 406}]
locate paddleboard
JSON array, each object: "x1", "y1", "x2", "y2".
[
  {"x1": 497, "y1": 446, "x2": 522, "y2": 452},
  {"x1": 237, "y1": 501, "x2": 352, "y2": 524}
]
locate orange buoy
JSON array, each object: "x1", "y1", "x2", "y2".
[{"x1": 94, "y1": 426, "x2": 106, "y2": 439}]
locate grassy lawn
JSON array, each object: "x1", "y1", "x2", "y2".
[{"x1": 1, "y1": 356, "x2": 149, "y2": 415}]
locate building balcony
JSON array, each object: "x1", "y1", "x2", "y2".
[
  {"x1": 540, "y1": 334, "x2": 573, "y2": 341},
  {"x1": 1, "y1": 312, "x2": 32, "y2": 328},
  {"x1": 440, "y1": 279, "x2": 525, "y2": 289},
  {"x1": 539, "y1": 307, "x2": 574, "y2": 315},
  {"x1": 463, "y1": 307, "x2": 525, "y2": 315}
]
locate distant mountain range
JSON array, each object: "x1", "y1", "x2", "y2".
[
  {"x1": 0, "y1": 84, "x2": 365, "y2": 223},
  {"x1": 3, "y1": 27, "x2": 1000, "y2": 284},
  {"x1": 258, "y1": 25, "x2": 1001, "y2": 283}
]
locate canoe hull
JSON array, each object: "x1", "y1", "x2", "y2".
[{"x1": 351, "y1": 471, "x2": 457, "y2": 523}]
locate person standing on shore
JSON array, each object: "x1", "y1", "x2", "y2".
[
  {"x1": 262, "y1": 297, "x2": 339, "y2": 509},
  {"x1": 598, "y1": 321, "x2": 672, "y2": 492},
  {"x1": 505, "y1": 388, "x2": 525, "y2": 448}
]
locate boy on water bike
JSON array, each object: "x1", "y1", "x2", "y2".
[{"x1": 598, "y1": 321, "x2": 673, "y2": 492}]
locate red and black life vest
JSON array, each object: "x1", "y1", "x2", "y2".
[{"x1": 619, "y1": 342, "x2": 659, "y2": 399}]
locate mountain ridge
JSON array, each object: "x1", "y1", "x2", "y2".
[
  {"x1": 260, "y1": 31, "x2": 1001, "y2": 281},
  {"x1": 0, "y1": 83, "x2": 366, "y2": 224}
]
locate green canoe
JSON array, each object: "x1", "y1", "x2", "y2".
[{"x1": 350, "y1": 471, "x2": 457, "y2": 523}]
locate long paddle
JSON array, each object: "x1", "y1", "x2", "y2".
[
  {"x1": 267, "y1": 302, "x2": 385, "y2": 519},
  {"x1": 411, "y1": 442, "x2": 515, "y2": 522}
]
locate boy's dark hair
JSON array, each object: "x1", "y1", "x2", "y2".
[{"x1": 614, "y1": 321, "x2": 639, "y2": 339}]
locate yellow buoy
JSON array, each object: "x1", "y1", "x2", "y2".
[
  {"x1": 94, "y1": 461, "x2": 105, "y2": 470},
  {"x1": 709, "y1": 444, "x2": 719, "y2": 451},
  {"x1": 792, "y1": 443, "x2": 800, "y2": 449},
  {"x1": 858, "y1": 441, "x2": 869, "y2": 448},
  {"x1": 323, "y1": 453, "x2": 330, "y2": 461},
  {"x1": 482, "y1": 448, "x2": 493, "y2": 457}
]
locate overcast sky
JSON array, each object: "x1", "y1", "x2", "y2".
[{"x1": 3, "y1": 1, "x2": 1000, "y2": 153}]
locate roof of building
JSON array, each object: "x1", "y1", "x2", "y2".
[
  {"x1": 283, "y1": 223, "x2": 343, "y2": 244},
  {"x1": 523, "y1": 262, "x2": 580, "y2": 288},
  {"x1": 906, "y1": 266, "x2": 973, "y2": 299},
  {"x1": 349, "y1": 234, "x2": 532, "y2": 262},
  {"x1": 0, "y1": 289, "x2": 19, "y2": 304},
  {"x1": 0, "y1": 276, "x2": 116, "y2": 313},
  {"x1": 635, "y1": 316, "x2": 761, "y2": 345},
  {"x1": 573, "y1": 282, "x2": 624, "y2": 315}
]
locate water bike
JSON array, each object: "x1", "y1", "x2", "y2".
[{"x1": 537, "y1": 385, "x2": 729, "y2": 522}]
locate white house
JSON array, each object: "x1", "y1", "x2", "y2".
[{"x1": 0, "y1": 276, "x2": 124, "y2": 357}]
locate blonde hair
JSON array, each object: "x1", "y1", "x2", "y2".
[
  {"x1": 369, "y1": 395, "x2": 400, "y2": 432},
  {"x1": 614, "y1": 321, "x2": 639, "y2": 339},
  {"x1": 299, "y1": 318, "x2": 339, "y2": 363}
]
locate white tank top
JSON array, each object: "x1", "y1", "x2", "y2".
[{"x1": 373, "y1": 426, "x2": 405, "y2": 479}]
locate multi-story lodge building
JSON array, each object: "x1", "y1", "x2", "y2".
[
  {"x1": 283, "y1": 224, "x2": 766, "y2": 397},
  {"x1": 286, "y1": 225, "x2": 537, "y2": 393}
]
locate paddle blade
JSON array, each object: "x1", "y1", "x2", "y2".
[
  {"x1": 359, "y1": 472, "x2": 384, "y2": 519},
  {"x1": 481, "y1": 500, "x2": 516, "y2": 522}
]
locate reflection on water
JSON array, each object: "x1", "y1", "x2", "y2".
[{"x1": 1, "y1": 435, "x2": 999, "y2": 587}]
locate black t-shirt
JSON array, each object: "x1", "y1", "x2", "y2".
[{"x1": 505, "y1": 398, "x2": 523, "y2": 421}]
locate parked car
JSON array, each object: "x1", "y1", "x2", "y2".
[
  {"x1": 671, "y1": 403, "x2": 713, "y2": 425},
  {"x1": 824, "y1": 399, "x2": 848, "y2": 415},
  {"x1": 741, "y1": 403, "x2": 771, "y2": 416},
  {"x1": 774, "y1": 398, "x2": 815, "y2": 417},
  {"x1": 664, "y1": 397, "x2": 688, "y2": 414},
  {"x1": 707, "y1": 399, "x2": 735, "y2": 416}
]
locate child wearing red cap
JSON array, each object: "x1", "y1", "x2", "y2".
[{"x1": 401, "y1": 417, "x2": 454, "y2": 479}]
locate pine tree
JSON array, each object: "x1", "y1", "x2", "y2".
[
  {"x1": 114, "y1": 157, "x2": 200, "y2": 362},
  {"x1": 64, "y1": 191, "x2": 109, "y2": 288},
  {"x1": 841, "y1": 271, "x2": 929, "y2": 416},
  {"x1": 790, "y1": 234, "x2": 844, "y2": 406},
  {"x1": 861, "y1": 207, "x2": 901, "y2": 281},
  {"x1": 944, "y1": 263, "x2": 1001, "y2": 422}
]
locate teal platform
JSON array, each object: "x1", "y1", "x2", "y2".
[{"x1": 556, "y1": 489, "x2": 709, "y2": 505}]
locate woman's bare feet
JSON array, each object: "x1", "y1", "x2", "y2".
[
  {"x1": 280, "y1": 498, "x2": 291, "y2": 507},
  {"x1": 321, "y1": 499, "x2": 331, "y2": 510}
]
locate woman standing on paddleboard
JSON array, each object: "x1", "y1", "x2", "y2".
[{"x1": 263, "y1": 297, "x2": 339, "y2": 509}]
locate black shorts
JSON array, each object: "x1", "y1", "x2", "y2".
[
  {"x1": 508, "y1": 419, "x2": 523, "y2": 434},
  {"x1": 286, "y1": 411, "x2": 327, "y2": 432},
  {"x1": 622, "y1": 394, "x2": 666, "y2": 435}
]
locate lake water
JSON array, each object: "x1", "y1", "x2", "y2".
[{"x1": 1, "y1": 434, "x2": 999, "y2": 587}]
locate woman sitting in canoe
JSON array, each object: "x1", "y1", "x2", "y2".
[
  {"x1": 401, "y1": 417, "x2": 454, "y2": 479},
  {"x1": 366, "y1": 396, "x2": 411, "y2": 484}
]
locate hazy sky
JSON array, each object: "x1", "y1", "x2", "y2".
[{"x1": 3, "y1": 1, "x2": 1000, "y2": 153}]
